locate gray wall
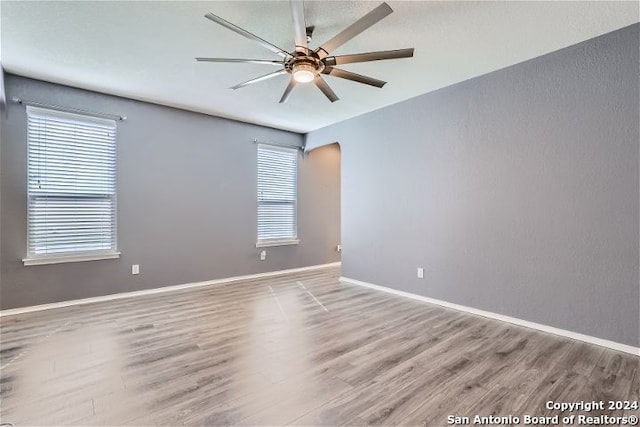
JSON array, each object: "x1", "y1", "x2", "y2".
[
  {"x1": 1, "y1": 75, "x2": 341, "y2": 309},
  {"x1": 300, "y1": 143, "x2": 341, "y2": 260},
  {"x1": 306, "y1": 24, "x2": 639, "y2": 347}
]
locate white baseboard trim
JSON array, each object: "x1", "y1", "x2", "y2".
[
  {"x1": 340, "y1": 276, "x2": 639, "y2": 357},
  {"x1": 0, "y1": 262, "x2": 342, "y2": 317}
]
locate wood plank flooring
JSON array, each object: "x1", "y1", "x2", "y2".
[{"x1": 0, "y1": 266, "x2": 637, "y2": 426}]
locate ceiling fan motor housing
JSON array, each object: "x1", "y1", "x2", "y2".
[{"x1": 286, "y1": 55, "x2": 325, "y2": 82}]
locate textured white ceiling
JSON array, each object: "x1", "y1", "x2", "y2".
[{"x1": 1, "y1": 1, "x2": 638, "y2": 133}]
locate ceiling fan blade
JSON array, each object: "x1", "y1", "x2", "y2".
[
  {"x1": 290, "y1": 1, "x2": 308, "y2": 53},
  {"x1": 196, "y1": 58, "x2": 286, "y2": 66},
  {"x1": 324, "y1": 48, "x2": 414, "y2": 66},
  {"x1": 313, "y1": 76, "x2": 339, "y2": 102},
  {"x1": 279, "y1": 79, "x2": 297, "y2": 103},
  {"x1": 204, "y1": 12, "x2": 291, "y2": 58},
  {"x1": 316, "y1": 2, "x2": 393, "y2": 59},
  {"x1": 323, "y1": 67, "x2": 386, "y2": 88},
  {"x1": 230, "y1": 69, "x2": 287, "y2": 90}
]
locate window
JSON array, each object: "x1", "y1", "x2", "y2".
[
  {"x1": 257, "y1": 144, "x2": 299, "y2": 246},
  {"x1": 24, "y1": 106, "x2": 118, "y2": 265}
]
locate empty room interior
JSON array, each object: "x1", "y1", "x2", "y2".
[{"x1": 0, "y1": 1, "x2": 639, "y2": 426}]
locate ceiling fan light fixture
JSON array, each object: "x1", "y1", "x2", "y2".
[{"x1": 292, "y1": 63, "x2": 317, "y2": 83}]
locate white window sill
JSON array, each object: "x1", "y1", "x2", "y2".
[
  {"x1": 256, "y1": 239, "x2": 300, "y2": 248},
  {"x1": 23, "y1": 251, "x2": 121, "y2": 266}
]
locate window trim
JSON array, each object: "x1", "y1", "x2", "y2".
[
  {"x1": 23, "y1": 251, "x2": 120, "y2": 266},
  {"x1": 23, "y1": 106, "x2": 118, "y2": 266},
  {"x1": 256, "y1": 144, "x2": 299, "y2": 246},
  {"x1": 255, "y1": 239, "x2": 300, "y2": 248}
]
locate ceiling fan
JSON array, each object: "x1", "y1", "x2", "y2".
[{"x1": 196, "y1": 1, "x2": 414, "y2": 103}]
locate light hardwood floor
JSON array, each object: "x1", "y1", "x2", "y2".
[{"x1": 0, "y1": 266, "x2": 638, "y2": 426}]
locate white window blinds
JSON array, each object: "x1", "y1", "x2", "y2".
[
  {"x1": 26, "y1": 106, "x2": 117, "y2": 259},
  {"x1": 257, "y1": 145, "x2": 298, "y2": 243}
]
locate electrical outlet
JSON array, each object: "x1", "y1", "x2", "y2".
[
  {"x1": 132, "y1": 264, "x2": 140, "y2": 275},
  {"x1": 337, "y1": 244, "x2": 342, "y2": 253},
  {"x1": 417, "y1": 267, "x2": 424, "y2": 279},
  {"x1": 260, "y1": 250, "x2": 266, "y2": 261}
]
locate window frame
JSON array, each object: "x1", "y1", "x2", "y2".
[
  {"x1": 256, "y1": 144, "x2": 300, "y2": 247},
  {"x1": 22, "y1": 106, "x2": 120, "y2": 266}
]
